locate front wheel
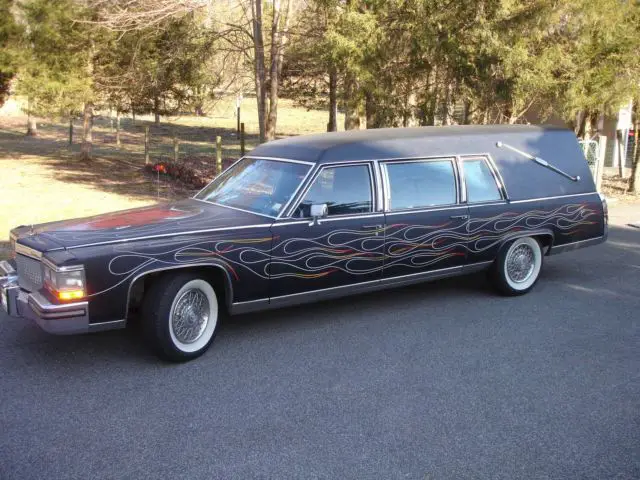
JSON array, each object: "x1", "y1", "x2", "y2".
[
  {"x1": 490, "y1": 236, "x2": 543, "y2": 296},
  {"x1": 142, "y1": 273, "x2": 219, "y2": 362}
]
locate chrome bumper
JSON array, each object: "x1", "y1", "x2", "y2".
[{"x1": 1, "y1": 259, "x2": 91, "y2": 335}]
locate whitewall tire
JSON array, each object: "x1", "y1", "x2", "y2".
[
  {"x1": 142, "y1": 273, "x2": 220, "y2": 362},
  {"x1": 491, "y1": 237, "x2": 543, "y2": 296}
]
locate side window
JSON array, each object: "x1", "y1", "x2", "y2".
[
  {"x1": 384, "y1": 160, "x2": 456, "y2": 210},
  {"x1": 295, "y1": 164, "x2": 373, "y2": 217},
  {"x1": 463, "y1": 158, "x2": 502, "y2": 203}
]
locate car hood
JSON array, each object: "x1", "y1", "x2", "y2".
[{"x1": 13, "y1": 199, "x2": 271, "y2": 251}]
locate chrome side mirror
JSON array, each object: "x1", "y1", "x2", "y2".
[{"x1": 309, "y1": 203, "x2": 328, "y2": 226}]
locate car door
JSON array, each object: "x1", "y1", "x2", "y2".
[
  {"x1": 268, "y1": 162, "x2": 385, "y2": 301},
  {"x1": 380, "y1": 157, "x2": 469, "y2": 280},
  {"x1": 458, "y1": 155, "x2": 510, "y2": 266}
]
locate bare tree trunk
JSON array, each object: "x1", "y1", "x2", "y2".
[
  {"x1": 576, "y1": 110, "x2": 588, "y2": 139},
  {"x1": 116, "y1": 109, "x2": 121, "y2": 147},
  {"x1": 365, "y1": 91, "x2": 376, "y2": 129},
  {"x1": 265, "y1": 0, "x2": 290, "y2": 141},
  {"x1": 251, "y1": 0, "x2": 267, "y2": 143},
  {"x1": 154, "y1": 96, "x2": 160, "y2": 125},
  {"x1": 343, "y1": 72, "x2": 361, "y2": 130},
  {"x1": 328, "y1": 66, "x2": 338, "y2": 132},
  {"x1": 81, "y1": 102, "x2": 93, "y2": 161},
  {"x1": 462, "y1": 99, "x2": 471, "y2": 125}
]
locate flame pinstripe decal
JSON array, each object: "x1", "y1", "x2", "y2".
[{"x1": 89, "y1": 203, "x2": 598, "y2": 297}]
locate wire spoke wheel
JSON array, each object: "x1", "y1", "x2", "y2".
[
  {"x1": 506, "y1": 243, "x2": 536, "y2": 284},
  {"x1": 170, "y1": 288, "x2": 210, "y2": 345}
]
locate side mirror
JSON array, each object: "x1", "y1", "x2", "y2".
[{"x1": 310, "y1": 203, "x2": 328, "y2": 225}]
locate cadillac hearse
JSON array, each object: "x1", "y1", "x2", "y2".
[{"x1": 1, "y1": 125, "x2": 607, "y2": 361}]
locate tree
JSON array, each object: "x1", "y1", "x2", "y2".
[
  {"x1": 89, "y1": 0, "x2": 294, "y2": 142},
  {"x1": 0, "y1": 0, "x2": 22, "y2": 108},
  {"x1": 15, "y1": 0, "x2": 93, "y2": 140}
]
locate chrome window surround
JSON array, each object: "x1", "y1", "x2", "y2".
[
  {"x1": 15, "y1": 243, "x2": 43, "y2": 260},
  {"x1": 379, "y1": 157, "x2": 460, "y2": 212},
  {"x1": 457, "y1": 154, "x2": 509, "y2": 204},
  {"x1": 192, "y1": 156, "x2": 316, "y2": 220},
  {"x1": 283, "y1": 162, "x2": 377, "y2": 220}
]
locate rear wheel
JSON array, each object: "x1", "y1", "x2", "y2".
[
  {"x1": 490, "y1": 237, "x2": 543, "y2": 296},
  {"x1": 142, "y1": 273, "x2": 219, "y2": 362}
]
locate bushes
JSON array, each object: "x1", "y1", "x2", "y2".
[{"x1": 144, "y1": 156, "x2": 234, "y2": 189}]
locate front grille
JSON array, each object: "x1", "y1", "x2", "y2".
[{"x1": 16, "y1": 254, "x2": 44, "y2": 292}]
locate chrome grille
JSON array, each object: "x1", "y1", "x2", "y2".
[{"x1": 16, "y1": 254, "x2": 43, "y2": 292}]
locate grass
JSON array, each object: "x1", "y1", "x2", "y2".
[{"x1": 0, "y1": 97, "x2": 343, "y2": 258}]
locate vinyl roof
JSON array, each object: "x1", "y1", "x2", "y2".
[{"x1": 249, "y1": 125, "x2": 568, "y2": 164}]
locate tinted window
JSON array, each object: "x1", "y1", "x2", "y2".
[
  {"x1": 385, "y1": 160, "x2": 456, "y2": 210},
  {"x1": 196, "y1": 158, "x2": 310, "y2": 217},
  {"x1": 464, "y1": 159, "x2": 501, "y2": 202},
  {"x1": 295, "y1": 165, "x2": 372, "y2": 217}
]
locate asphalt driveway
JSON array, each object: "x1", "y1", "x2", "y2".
[{"x1": 1, "y1": 221, "x2": 638, "y2": 479}]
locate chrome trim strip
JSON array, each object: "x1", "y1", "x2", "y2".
[
  {"x1": 548, "y1": 235, "x2": 605, "y2": 255},
  {"x1": 372, "y1": 160, "x2": 385, "y2": 212},
  {"x1": 0, "y1": 260, "x2": 16, "y2": 276},
  {"x1": 246, "y1": 155, "x2": 316, "y2": 166},
  {"x1": 68, "y1": 223, "x2": 273, "y2": 250},
  {"x1": 229, "y1": 260, "x2": 495, "y2": 315},
  {"x1": 123, "y1": 263, "x2": 235, "y2": 321},
  {"x1": 467, "y1": 201, "x2": 508, "y2": 208},
  {"x1": 88, "y1": 319, "x2": 126, "y2": 332},
  {"x1": 208, "y1": 202, "x2": 277, "y2": 219},
  {"x1": 319, "y1": 213, "x2": 385, "y2": 224},
  {"x1": 385, "y1": 205, "x2": 467, "y2": 217},
  {"x1": 15, "y1": 243, "x2": 43, "y2": 259},
  {"x1": 276, "y1": 161, "x2": 317, "y2": 219},
  {"x1": 41, "y1": 258, "x2": 84, "y2": 273},
  {"x1": 28, "y1": 291, "x2": 88, "y2": 312},
  {"x1": 509, "y1": 192, "x2": 597, "y2": 204},
  {"x1": 485, "y1": 153, "x2": 510, "y2": 200}
]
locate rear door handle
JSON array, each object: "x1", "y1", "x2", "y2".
[
  {"x1": 362, "y1": 224, "x2": 384, "y2": 235},
  {"x1": 449, "y1": 215, "x2": 469, "y2": 220}
]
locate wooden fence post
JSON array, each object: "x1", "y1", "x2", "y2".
[
  {"x1": 173, "y1": 135, "x2": 179, "y2": 163},
  {"x1": 144, "y1": 126, "x2": 150, "y2": 164},
  {"x1": 240, "y1": 123, "x2": 245, "y2": 157},
  {"x1": 216, "y1": 136, "x2": 222, "y2": 174},
  {"x1": 596, "y1": 135, "x2": 607, "y2": 192},
  {"x1": 68, "y1": 115, "x2": 73, "y2": 145}
]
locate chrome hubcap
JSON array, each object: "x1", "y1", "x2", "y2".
[
  {"x1": 506, "y1": 244, "x2": 535, "y2": 283},
  {"x1": 171, "y1": 288, "x2": 210, "y2": 344}
]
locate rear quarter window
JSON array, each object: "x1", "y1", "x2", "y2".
[{"x1": 463, "y1": 159, "x2": 502, "y2": 203}]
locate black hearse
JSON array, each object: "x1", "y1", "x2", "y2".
[{"x1": 1, "y1": 125, "x2": 607, "y2": 361}]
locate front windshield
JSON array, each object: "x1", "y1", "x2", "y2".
[{"x1": 195, "y1": 158, "x2": 311, "y2": 217}]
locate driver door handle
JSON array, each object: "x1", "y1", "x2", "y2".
[{"x1": 449, "y1": 215, "x2": 469, "y2": 220}]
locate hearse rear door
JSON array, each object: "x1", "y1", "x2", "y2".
[
  {"x1": 458, "y1": 155, "x2": 510, "y2": 265},
  {"x1": 380, "y1": 157, "x2": 469, "y2": 280}
]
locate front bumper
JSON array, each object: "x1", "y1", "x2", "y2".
[{"x1": 1, "y1": 260, "x2": 91, "y2": 335}]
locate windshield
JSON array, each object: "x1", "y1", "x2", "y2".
[{"x1": 195, "y1": 158, "x2": 311, "y2": 217}]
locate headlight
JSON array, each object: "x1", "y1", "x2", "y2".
[{"x1": 43, "y1": 265, "x2": 87, "y2": 301}]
